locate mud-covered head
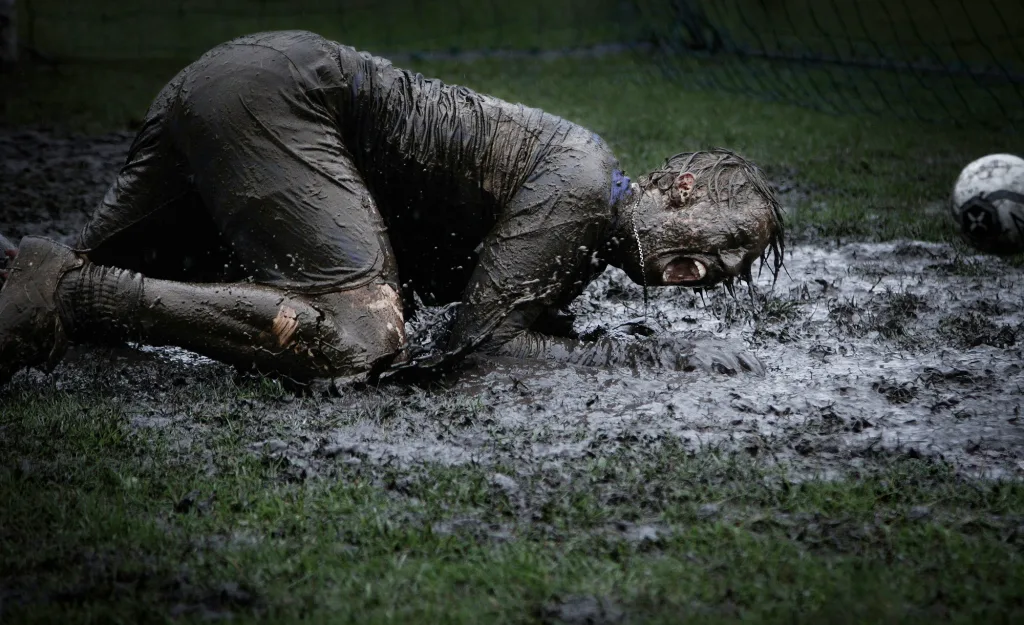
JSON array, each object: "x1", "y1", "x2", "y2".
[{"x1": 615, "y1": 148, "x2": 785, "y2": 290}]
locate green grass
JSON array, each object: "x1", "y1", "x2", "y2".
[
  {"x1": 19, "y1": 0, "x2": 1024, "y2": 71},
  {"x1": 4, "y1": 51, "x2": 1014, "y2": 242},
  {"x1": 19, "y1": 0, "x2": 633, "y2": 60},
  {"x1": 2, "y1": 388, "x2": 1022, "y2": 623}
]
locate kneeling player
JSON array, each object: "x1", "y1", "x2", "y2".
[{"x1": 0, "y1": 31, "x2": 784, "y2": 386}]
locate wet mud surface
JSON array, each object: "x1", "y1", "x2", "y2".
[{"x1": 3, "y1": 128, "x2": 1023, "y2": 480}]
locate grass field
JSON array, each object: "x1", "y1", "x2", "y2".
[
  {"x1": 2, "y1": 24, "x2": 1024, "y2": 625},
  {"x1": 18, "y1": 0, "x2": 634, "y2": 60},
  {"x1": 3, "y1": 386, "x2": 1023, "y2": 623},
  {"x1": 16, "y1": 0, "x2": 1023, "y2": 130}
]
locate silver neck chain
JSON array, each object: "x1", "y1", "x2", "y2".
[{"x1": 627, "y1": 182, "x2": 649, "y2": 316}]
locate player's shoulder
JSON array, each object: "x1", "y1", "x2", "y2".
[{"x1": 556, "y1": 126, "x2": 624, "y2": 215}]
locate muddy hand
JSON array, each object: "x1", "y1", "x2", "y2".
[
  {"x1": 403, "y1": 302, "x2": 461, "y2": 361},
  {"x1": 686, "y1": 339, "x2": 765, "y2": 376}
]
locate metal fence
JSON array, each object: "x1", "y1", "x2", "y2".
[
  {"x1": 639, "y1": 1, "x2": 1024, "y2": 128},
  {"x1": 15, "y1": 0, "x2": 1024, "y2": 129}
]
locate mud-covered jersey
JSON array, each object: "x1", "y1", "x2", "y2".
[
  {"x1": 330, "y1": 43, "x2": 620, "y2": 307},
  {"x1": 311, "y1": 37, "x2": 629, "y2": 349}
]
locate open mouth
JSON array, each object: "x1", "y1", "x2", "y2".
[{"x1": 661, "y1": 257, "x2": 707, "y2": 284}]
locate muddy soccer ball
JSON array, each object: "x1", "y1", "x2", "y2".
[{"x1": 951, "y1": 153, "x2": 1024, "y2": 254}]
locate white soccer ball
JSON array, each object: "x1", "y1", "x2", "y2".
[{"x1": 951, "y1": 153, "x2": 1024, "y2": 254}]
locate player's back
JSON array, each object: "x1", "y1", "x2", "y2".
[
  {"x1": 329, "y1": 39, "x2": 606, "y2": 303},
  {"x1": 334, "y1": 42, "x2": 579, "y2": 220}
]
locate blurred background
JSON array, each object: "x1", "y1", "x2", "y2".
[{"x1": 2, "y1": 0, "x2": 1023, "y2": 242}]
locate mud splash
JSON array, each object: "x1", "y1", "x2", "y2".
[
  {"x1": 317, "y1": 238, "x2": 1023, "y2": 478},
  {"x1": 458, "y1": 240, "x2": 1024, "y2": 477},
  {"x1": 2, "y1": 128, "x2": 1023, "y2": 480}
]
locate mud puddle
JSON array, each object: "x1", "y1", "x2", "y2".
[
  {"x1": 2, "y1": 128, "x2": 1023, "y2": 480},
  {"x1": 21, "y1": 239, "x2": 1023, "y2": 480}
]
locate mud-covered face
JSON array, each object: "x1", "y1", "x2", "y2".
[{"x1": 618, "y1": 171, "x2": 778, "y2": 288}]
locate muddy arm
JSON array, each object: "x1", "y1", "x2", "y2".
[
  {"x1": 444, "y1": 217, "x2": 605, "y2": 352},
  {"x1": 496, "y1": 330, "x2": 765, "y2": 374},
  {"x1": 445, "y1": 162, "x2": 609, "y2": 352}
]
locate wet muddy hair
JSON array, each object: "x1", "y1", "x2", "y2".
[{"x1": 638, "y1": 148, "x2": 786, "y2": 282}]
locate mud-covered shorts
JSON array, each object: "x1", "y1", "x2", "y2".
[{"x1": 79, "y1": 32, "x2": 395, "y2": 294}]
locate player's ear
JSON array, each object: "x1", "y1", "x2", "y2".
[{"x1": 674, "y1": 172, "x2": 696, "y2": 205}]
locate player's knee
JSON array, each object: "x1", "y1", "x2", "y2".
[{"x1": 312, "y1": 283, "x2": 406, "y2": 377}]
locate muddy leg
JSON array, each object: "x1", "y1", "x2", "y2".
[{"x1": 55, "y1": 262, "x2": 406, "y2": 382}]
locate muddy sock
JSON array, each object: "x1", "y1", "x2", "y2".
[{"x1": 56, "y1": 263, "x2": 145, "y2": 343}]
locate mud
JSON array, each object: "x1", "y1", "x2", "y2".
[
  {"x1": 0, "y1": 128, "x2": 132, "y2": 244},
  {"x1": 2, "y1": 128, "x2": 1023, "y2": 481}
]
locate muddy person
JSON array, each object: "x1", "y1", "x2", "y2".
[{"x1": 0, "y1": 31, "x2": 784, "y2": 387}]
